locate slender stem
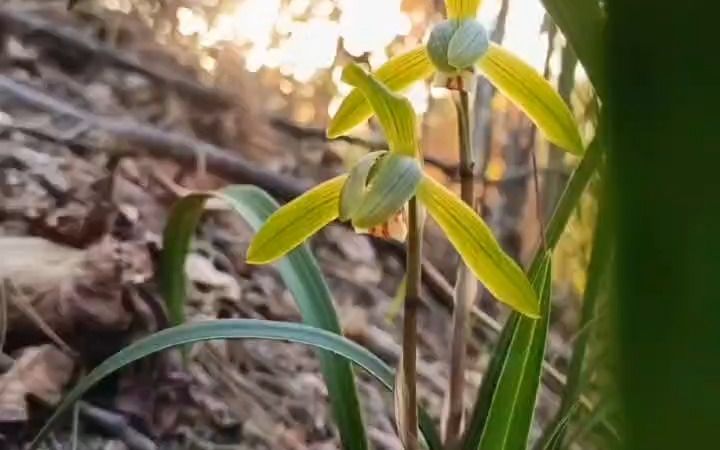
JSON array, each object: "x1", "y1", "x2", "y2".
[
  {"x1": 444, "y1": 88, "x2": 477, "y2": 446},
  {"x1": 403, "y1": 197, "x2": 423, "y2": 450}
]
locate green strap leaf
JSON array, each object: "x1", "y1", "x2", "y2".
[
  {"x1": 474, "y1": 255, "x2": 552, "y2": 450},
  {"x1": 351, "y1": 153, "x2": 422, "y2": 229},
  {"x1": 30, "y1": 320, "x2": 442, "y2": 450},
  {"x1": 445, "y1": 0, "x2": 482, "y2": 19},
  {"x1": 465, "y1": 138, "x2": 607, "y2": 450},
  {"x1": 328, "y1": 47, "x2": 433, "y2": 139},
  {"x1": 247, "y1": 175, "x2": 346, "y2": 264},
  {"x1": 29, "y1": 320, "x2": 385, "y2": 449},
  {"x1": 340, "y1": 63, "x2": 418, "y2": 157},
  {"x1": 161, "y1": 185, "x2": 367, "y2": 450},
  {"x1": 477, "y1": 43, "x2": 584, "y2": 155},
  {"x1": 417, "y1": 174, "x2": 538, "y2": 317}
]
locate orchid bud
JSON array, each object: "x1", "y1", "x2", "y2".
[{"x1": 427, "y1": 19, "x2": 489, "y2": 73}]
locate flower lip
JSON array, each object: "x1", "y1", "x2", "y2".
[{"x1": 348, "y1": 153, "x2": 423, "y2": 230}]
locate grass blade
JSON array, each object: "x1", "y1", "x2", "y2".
[
  {"x1": 467, "y1": 255, "x2": 552, "y2": 450},
  {"x1": 29, "y1": 320, "x2": 390, "y2": 448},
  {"x1": 538, "y1": 179, "x2": 611, "y2": 449},
  {"x1": 30, "y1": 320, "x2": 442, "y2": 450},
  {"x1": 463, "y1": 136, "x2": 603, "y2": 450},
  {"x1": 161, "y1": 186, "x2": 366, "y2": 450}
]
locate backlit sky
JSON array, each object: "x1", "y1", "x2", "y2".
[{"x1": 171, "y1": 0, "x2": 551, "y2": 115}]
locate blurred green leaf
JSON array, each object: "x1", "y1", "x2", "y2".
[
  {"x1": 161, "y1": 184, "x2": 367, "y2": 450},
  {"x1": 540, "y1": 0, "x2": 605, "y2": 96},
  {"x1": 340, "y1": 63, "x2": 418, "y2": 157},
  {"x1": 417, "y1": 174, "x2": 538, "y2": 317},
  {"x1": 247, "y1": 175, "x2": 346, "y2": 264},
  {"x1": 477, "y1": 43, "x2": 583, "y2": 154},
  {"x1": 445, "y1": 0, "x2": 482, "y2": 19},
  {"x1": 540, "y1": 182, "x2": 611, "y2": 449},
  {"x1": 474, "y1": 255, "x2": 552, "y2": 450},
  {"x1": 328, "y1": 48, "x2": 433, "y2": 138},
  {"x1": 351, "y1": 154, "x2": 421, "y2": 229}
]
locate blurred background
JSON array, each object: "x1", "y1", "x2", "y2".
[{"x1": 0, "y1": 0, "x2": 611, "y2": 449}]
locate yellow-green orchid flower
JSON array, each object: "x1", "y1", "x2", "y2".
[
  {"x1": 327, "y1": 0, "x2": 584, "y2": 155},
  {"x1": 248, "y1": 63, "x2": 538, "y2": 318}
]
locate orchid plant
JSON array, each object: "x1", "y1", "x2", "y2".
[
  {"x1": 31, "y1": 2, "x2": 603, "y2": 450},
  {"x1": 246, "y1": 63, "x2": 538, "y2": 317},
  {"x1": 248, "y1": 2, "x2": 583, "y2": 449}
]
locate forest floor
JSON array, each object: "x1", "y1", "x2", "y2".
[{"x1": 0, "y1": 3, "x2": 570, "y2": 449}]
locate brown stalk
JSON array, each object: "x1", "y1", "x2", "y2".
[
  {"x1": 443, "y1": 88, "x2": 477, "y2": 447},
  {"x1": 401, "y1": 198, "x2": 423, "y2": 450}
]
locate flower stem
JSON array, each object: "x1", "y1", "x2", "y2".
[
  {"x1": 403, "y1": 197, "x2": 423, "y2": 450},
  {"x1": 444, "y1": 88, "x2": 478, "y2": 446}
]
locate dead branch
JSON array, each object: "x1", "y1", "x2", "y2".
[
  {"x1": 0, "y1": 7, "x2": 234, "y2": 109},
  {"x1": 0, "y1": 75, "x2": 310, "y2": 201}
]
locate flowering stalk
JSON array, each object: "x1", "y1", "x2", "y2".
[
  {"x1": 444, "y1": 87, "x2": 478, "y2": 446},
  {"x1": 402, "y1": 197, "x2": 423, "y2": 450}
]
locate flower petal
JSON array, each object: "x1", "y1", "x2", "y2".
[
  {"x1": 247, "y1": 175, "x2": 347, "y2": 264},
  {"x1": 352, "y1": 153, "x2": 422, "y2": 229},
  {"x1": 447, "y1": 19, "x2": 489, "y2": 70},
  {"x1": 327, "y1": 47, "x2": 433, "y2": 139},
  {"x1": 340, "y1": 151, "x2": 386, "y2": 221},
  {"x1": 477, "y1": 43, "x2": 584, "y2": 155},
  {"x1": 339, "y1": 64, "x2": 418, "y2": 157},
  {"x1": 417, "y1": 174, "x2": 539, "y2": 317},
  {"x1": 446, "y1": 0, "x2": 482, "y2": 19}
]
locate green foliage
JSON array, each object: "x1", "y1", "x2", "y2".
[
  {"x1": 29, "y1": 320, "x2": 392, "y2": 449},
  {"x1": 162, "y1": 185, "x2": 367, "y2": 450},
  {"x1": 540, "y1": 0, "x2": 605, "y2": 96},
  {"x1": 473, "y1": 255, "x2": 552, "y2": 450}
]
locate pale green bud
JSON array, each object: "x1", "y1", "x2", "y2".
[{"x1": 426, "y1": 19, "x2": 489, "y2": 73}]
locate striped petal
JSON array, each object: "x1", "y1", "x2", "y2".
[{"x1": 327, "y1": 47, "x2": 433, "y2": 139}]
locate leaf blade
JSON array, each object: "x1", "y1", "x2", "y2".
[
  {"x1": 328, "y1": 47, "x2": 433, "y2": 138},
  {"x1": 417, "y1": 174, "x2": 538, "y2": 317},
  {"x1": 247, "y1": 175, "x2": 346, "y2": 264},
  {"x1": 477, "y1": 43, "x2": 583, "y2": 154},
  {"x1": 29, "y1": 320, "x2": 388, "y2": 449},
  {"x1": 30, "y1": 319, "x2": 443, "y2": 450},
  {"x1": 161, "y1": 185, "x2": 368, "y2": 450},
  {"x1": 474, "y1": 255, "x2": 552, "y2": 450}
]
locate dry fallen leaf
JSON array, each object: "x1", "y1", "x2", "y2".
[{"x1": 0, "y1": 345, "x2": 75, "y2": 422}]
